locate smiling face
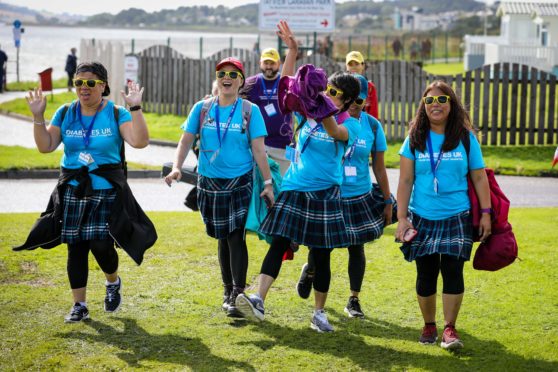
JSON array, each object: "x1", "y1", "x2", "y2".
[
  {"x1": 348, "y1": 97, "x2": 365, "y2": 118},
  {"x1": 424, "y1": 86, "x2": 451, "y2": 128},
  {"x1": 216, "y1": 65, "x2": 244, "y2": 98},
  {"x1": 74, "y1": 71, "x2": 105, "y2": 106},
  {"x1": 346, "y1": 61, "x2": 364, "y2": 74},
  {"x1": 260, "y1": 60, "x2": 280, "y2": 79}
]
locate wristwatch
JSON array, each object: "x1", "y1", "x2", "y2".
[
  {"x1": 384, "y1": 198, "x2": 393, "y2": 205},
  {"x1": 264, "y1": 179, "x2": 273, "y2": 186},
  {"x1": 129, "y1": 105, "x2": 142, "y2": 111}
]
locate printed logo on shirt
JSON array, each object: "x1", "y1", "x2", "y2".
[
  {"x1": 301, "y1": 126, "x2": 334, "y2": 143},
  {"x1": 416, "y1": 151, "x2": 464, "y2": 161},
  {"x1": 203, "y1": 121, "x2": 243, "y2": 132},
  {"x1": 65, "y1": 128, "x2": 114, "y2": 137},
  {"x1": 355, "y1": 138, "x2": 367, "y2": 148}
]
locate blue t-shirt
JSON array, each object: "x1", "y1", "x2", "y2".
[
  {"x1": 51, "y1": 100, "x2": 131, "y2": 189},
  {"x1": 183, "y1": 98, "x2": 267, "y2": 179},
  {"x1": 281, "y1": 113, "x2": 361, "y2": 192},
  {"x1": 399, "y1": 130, "x2": 485, "y2": 220},
  {"x1": 341, "y1": 112, "x2": 387, "y2": 198}
]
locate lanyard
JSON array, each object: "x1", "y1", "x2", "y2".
[
  {"x1": 300, "y1": 122, "x2": 322, "y2": 154},
  {"x1": 259, "y1": 74, "x2": 280, "y2": 104},
  {"x1": 426, "y1": 131, "x2": 444, "y2": 194},
  {"x1": 76, "y1": 100, "x2": 104, "y2": 148},
  {"x1": 214, "y1": 98, "x2": 239, "y2": 148},
  {"x1": 343, "y1": 141, "x2": 357, "y2": 165}
]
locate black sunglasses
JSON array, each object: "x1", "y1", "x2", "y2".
[{"x1": 354, "y1": 98, "x2": 365, "y2": 106}]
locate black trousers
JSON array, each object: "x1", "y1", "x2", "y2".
[
  {"x1": 415, "y1": 254, "x2": 465, "y2": 297},
  {"x1": 218, "y1": 228, "x2": 248, "y2": 291},
  {"x1": 67, "y1": 239, "x2": 118, "y2": 289}
]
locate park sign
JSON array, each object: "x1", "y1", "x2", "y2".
[{"x1": 259, "y1": 0, "x2": 335, "y2": 32}]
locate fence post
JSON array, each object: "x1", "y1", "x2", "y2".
[
  {"x1": 131, "y1": 39, "x2": 135, "y2": 54},
  {"x1": 313, "y1": 32, "x2": 317, "y2": 56},
  {"x1": 432, "y1": 34, "x2": 436, "y2": 64},
  {"x1": 348, "y1": 35, "x2": 352, "y2": 51},
  {"x1": 167, "y1": 37, "x2": 171, "y2": 48},
  {"x1": 445, "y1": 32, "x2": 448, "y2": 64},
  {"x1": 199, "y1": 37, "x2": 203, "y2": 59},
  {"x1": 367, "y1": 35, "x2": 371, "y2": 60},
  {"x1": 401, "y1": 34, "x2": 405, "y2": 60},
  {"x1": 229, "y1": 36, "x2": 233, "y2": 51},
  {"x1": 384, "y1": 35, "x2": 388, "y2": 61}
]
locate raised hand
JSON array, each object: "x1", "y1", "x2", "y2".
[
  {"x1": 25, "y1": 88, "x2": 47, "y2": 118},
  {"x1": 121, "y1": 81, "x2": 144, "y2": 107},
  {"x1": 276, "y1": 20, "x2": 298, "y2": 51}
]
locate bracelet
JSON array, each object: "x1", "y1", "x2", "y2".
[
  {"x1": 384, "y1": 198, "x2": 393, "y2": 205},
  {"x1": 480, "y1": 208, "x2": 492, "y2": 214},
  {"x1": 33, "y1": 121, "x2": 46, "y2": 126},
  {"x1": 129, "y1": 105, "x2": 142, "y2": 111},
  {"x1": 264, "y1": 179, "x2": 273, "y2": 186}
]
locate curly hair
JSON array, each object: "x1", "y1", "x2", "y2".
[
  {"x1": 328, "y1": 72, "x2": 360, "y2": 112},
  {"x1": 409, "y1": 80, "x2": 474, "y2": 153}
]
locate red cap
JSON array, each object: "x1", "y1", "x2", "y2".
[{"x1": 215, "y1": 57, "x2": 245, "y2": 78}]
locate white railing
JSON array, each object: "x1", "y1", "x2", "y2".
[{"x1": 485, "y1": 43, "x2": 557, "y2": 72}]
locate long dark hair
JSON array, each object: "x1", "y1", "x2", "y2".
[
  {"x1": 328, "y1": 72, "x2": 360, "y2": 112},
  {"x1": 409, "y1": 80, "x2": 473, "y2": 153},
  {"x1": 75, "y1": 62, "x2": 111, "y2": 96}
]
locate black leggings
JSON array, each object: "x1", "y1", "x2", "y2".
[
  {"x1": 306, "y1": 245, "x2": 365, "y2": 293},
  {"x1": 415, "y1": 254, "x2": 465, "y2": 297},
  {"x1": 67, "y1": 239, "x2": 118, "y2": 289},
  {"x1": 261, "y1": 237, "x2": 332, "y2": 293},
  {"x1": 218, "y1": 228, "x2": 248, "y2": 290}
]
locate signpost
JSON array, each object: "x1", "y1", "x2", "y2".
[
  {"x1": 124, "y1": 55, "x2": 139, "y2": 85},
  {"x1": 258, "y1": 0, "x2": 335, "y2": 32},
  {"x1": 13, "y1": 20, "x2": 24, "y2": 83}
]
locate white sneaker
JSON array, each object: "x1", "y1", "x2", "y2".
[
  {"x1": 311, "y1": 309, "x2": 334, "y2": 332},
  {"x1": 235, "y1": 293, "x2": 265, "y2": 322}
]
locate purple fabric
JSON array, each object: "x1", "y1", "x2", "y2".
[{"x1": 278, "y1": 64, "x2": 339, "y2": 122}]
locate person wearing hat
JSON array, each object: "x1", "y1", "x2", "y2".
[
  {"x1": 22, "y1": 61, "x2": 156, "y2": 323},
  {"x1": 295, "y1": 74, "x2": 394, "y2": 319},
  {"x1": 346, "y1": 51, "x2": 379, "y2": 119},
  {"x1": 241, "y1": 47, "x2": 291, "y2": 176},
  {"x1": 165, "y1": 57, "x2": 274, "y2": 318}
]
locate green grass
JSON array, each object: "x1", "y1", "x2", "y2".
[
  {"x1": 1, "y1": 209, "x2": 557, "y2": 370},
  {"x1": 0, "y1": 145, "x2": 158, "y2": 171},
  {"x1": 6, "y1": 78, "x2": 67, "y2": 92},
  {"x1": 422, "y1": 62, "x2": 465, "y2": 76}
]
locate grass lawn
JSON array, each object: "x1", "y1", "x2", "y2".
[
  {"x1": 6, "y1": 78, "x2": 67, "y2": 92},
  {"x1": 422, "y1": 62, "x2": 465, "y2": 76},
  {"x1": 0, "y1": 209, "x2": 557, "y2": 370}
]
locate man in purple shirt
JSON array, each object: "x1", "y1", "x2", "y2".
[{"x1": 241, "y1": 48, "x2": 291, "y2": 175}]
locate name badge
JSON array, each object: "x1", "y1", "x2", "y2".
[
  {"x1": 344, "y1": 165, "x2": 357, "y2": 184},
  {"x1": 78, "y1": 152, "x2": 94, "y2": 166},
  {"x1": 285, "y1": 146, "x2": 300, "y2": 164},
  {"x1": 264, "y1": 103, "x2": 277, "y2": 117}
]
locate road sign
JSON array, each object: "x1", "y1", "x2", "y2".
[
  {"x1": 259, "y1": 0, "x2": 335, "y2": 33},
  {"x1": 124, "y1": 55, "x2": 139, "y2": 84},
  {"x1": 13, "y1": 19, "x2": 22, "y2": 48}
]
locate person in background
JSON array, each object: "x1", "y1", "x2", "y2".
[
  {"x1": 392, "y1": 38, "x2": 403, "y2": 58},
  {"x1": 65, "y1": 48, "x2": 78, "y2": 92},
  {"x1": 345, "y1": 51, "x2": 378, "y2": 119},
  {"x1": 241, "y1": 47, "x2": 291, "y2": 176},
  {"x1": 0, "y1": 46, "x2": 7, "y2": 93},
  {"x1": 165, "y1": 57, "x2": 274, "y2": 318},
  {"x1": 396, "y1": 80, "x2": 491, "y2": 350}
]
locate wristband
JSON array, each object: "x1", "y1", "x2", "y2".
[
  {"x1": 129, "y1": 105, "x2": 142, "y2": 111},
  {"x1": 33, "y1": 121, "x2": 46, "y2": 126},
  {"x1": 264, "y1": 179, "x2": 273, "y2": 186},
  {"x1": 480, "y1": 208, "x2": 492, "y2": 214},
  {"x1": 384, "y1": 198, "x2": 393, "y2": 205}
]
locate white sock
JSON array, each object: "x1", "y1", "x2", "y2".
[
  {"x1": 314, "y1": 308, "x2": 325, "y2": 315},
  {"x1": 79, "y1": 301, "x2": 87, "y2": 307},
  {"x1": 106, "y1": 277, "x2": 120, "y2": 286}
]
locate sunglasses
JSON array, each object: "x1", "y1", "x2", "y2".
[
  {"x1": 216, "y1": 71, "x2": 242, "y2": 79},
  {"x1": 423, "y1": 95, "x2": 450, "y2": 105},
  {"x1": 326, "y1": 84, "x2": 344, "y2": 98},
  {"x1": 73, "y1": 79, "x2": 105, "y2": 88},
  {"x1": 354, "y1": 97, "x2": 365, "y2": 106}
]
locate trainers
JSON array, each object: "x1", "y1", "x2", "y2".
[
  {"x1": 226, "y1": 289, "x2": 244, "y2": 318},
  {"x1": 441, "y1": 324, "x2": 464, "y2": 350},
  {"x1": 64, "y1": 303, "x2": 90, "y2": 323},
  {"x1": 419, "y1": 324, "x2": 438, "y2": 345},
  {"x1": 104, "y1": 277, "x2": 122, "y2": 313},
  {"x1": 222, "y1": 286, "x2": 232, "y2": 312},
  {"x1": 296, "y1": 263, "x2": 313, "y2": 299},
  {"x1": 235, "y1": 293, "x2": 265, "y2": 322},
  {"x1": 311, "y1": 309, "x2": 334, "y2": 333},
  {"x1": 344, "y1": 296, "x2": 365, "y2": 318}
]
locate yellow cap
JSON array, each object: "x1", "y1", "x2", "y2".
[
  {"x1": 346, "y1": 51, "x2": 364, "y2": 65},
  {"x1": 260, "y1": 48, "x2": 280, "y2": 63}
]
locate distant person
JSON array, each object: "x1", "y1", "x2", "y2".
[
  {"x1": 345, "y1": 51, "x2": 378, "y2": 119},
  {"x1": 410, "y1": 40, "x2": 420, "y2": 61},
  {"x1": 241, "y1": 48, "x2": 291, "y2": 175},
  {"x1": 0, "y1": 46, "x2": 7, "y2": 93},
  {"x1": 65, "y1": 48, "x2": 78, "y2": 92},
  {"x1": 392, "y1": 38, "x2": 403, "y2": 58},
  {"x1": 422, "y1": 39, "x2": 432, "y2": 61},
  {"x1": 252, "y1": 42, "x2": 260, "y2": 55}
]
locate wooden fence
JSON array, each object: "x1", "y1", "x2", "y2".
[{"x1": 137, "y1": 45, "x2": 557, "y2": 145}]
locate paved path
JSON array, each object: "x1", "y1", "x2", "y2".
[{"x1": 1, "y1": 113, "x2": 557, "y2": 212}]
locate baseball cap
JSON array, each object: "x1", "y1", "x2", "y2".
[
  {"x1": 353, "y1": 74, "x2": 369, "y2": 100},
  {"x1": 346, "y1": 51, "x2": 364, "y2": 65},
  {"x1": 260, "y1": 48, "x2": 280, "y2": 63},
  {"x1": 215, "y1": 57, "x2": 245, "y2": 78}
]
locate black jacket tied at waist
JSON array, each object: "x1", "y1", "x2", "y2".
[{"x1": 13, "y1": 164, "x2": 158, "y2": 265}]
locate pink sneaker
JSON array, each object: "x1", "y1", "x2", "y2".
[
  {"x1": 419, "y1": 324, "x2": 438, "y2": 345},
  {"x1": 441, "y1": 324, "x2": 464, "y2": 350}
]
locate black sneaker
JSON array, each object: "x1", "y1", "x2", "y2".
[
  {"x1": 226, "y1": 289, "x2": 244, "y2": 318},
  {"x1": 344, "y1": 296, "x2": 365, "y2": 318},
  {"x1": 64, "y1": 303, "x2": 90, "y2": 323},
  {"x1": 222, "y1": 286, "x2": 232, "y2": 312},
  {"x1": 296, "y1": 263, "x2": 313, "y2": 299},
  {"x1": 104, "y1": 277, "x2": 122, "y2": 313}
]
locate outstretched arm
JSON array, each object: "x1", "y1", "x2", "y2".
[{"x1": 277, "y1": 20, "x2": 298, "y2": 77}]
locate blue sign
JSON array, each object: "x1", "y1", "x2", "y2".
[{"x1": 13, "y1": 19, "x2": 22, "y2": 29}]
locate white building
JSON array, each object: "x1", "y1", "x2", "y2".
[{"x1": 464, "y1": 0, "x2": 558, "y2": 74}]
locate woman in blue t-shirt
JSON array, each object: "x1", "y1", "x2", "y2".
[
  {"x1": 24, "y1": 62, "x2": 152, "y2": 323},
  {"x1": 235, "y1": 21, "x2": 361, "y2": 333},
  {"x1": 396, "y1": 80, "x2": 492, "y2": 350},
  {"x1": 164, "y1": 57, "x2": 274, "y2": 318},
  {"x1": 295, "y1": 74, "x2": 394, "y2": 319}
]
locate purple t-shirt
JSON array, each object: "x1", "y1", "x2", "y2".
[{"x1": 242, "y1": 73, "x2": 291, "y2": 149}]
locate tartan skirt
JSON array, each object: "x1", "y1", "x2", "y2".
[
  {"x1": 61, "y1": 186, "x2": 117, "y2": 244},
  {"x1": 259, "y1": 186, "x2": 349, "y2": 249},
  {"x1": 197, "y1": 172, "x2": 253, "y2": 239},
  {"x1": 342, "y1": 188, "x2": 385, "y2": 246},
  {"x1": 400, "y1": 210, "x2": 473, "y2": 262}
]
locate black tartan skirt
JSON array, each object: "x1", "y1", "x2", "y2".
[
  {"x1": 400, "y1": 210, "x2": 473, "y2": 262},
  {"x1": 61, "y1": 186, "x2": 117, "y2": 244},
  {"x1": 259, "y1": 186, "x2": 349, "y2": 249},
  {"x1": 342, "y1": 188, "x2": 385, "y2": 246},
  {"x1": 197, "y1": 172, "x2": 253, "y2": 239}
]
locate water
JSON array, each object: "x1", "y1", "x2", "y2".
[{"x1": 0, "y1": 25, "x2": 277, "y2": 82}]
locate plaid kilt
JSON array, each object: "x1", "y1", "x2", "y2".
[
  {"x1": 259, "y1": 186, "x2": 349, "y2": 249},
  {"x1": 400, "y1": 210, "x2": 473, "y2": 262},
  {"x1": 197, "y1": 172, "x2": 252, "y2": 239},
  {"x1": 61, "y1": 186, "x2": 116, "y2": 243},
  {"x1": 342, "y1": 188, "x2": 385, "y2": 246}
]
